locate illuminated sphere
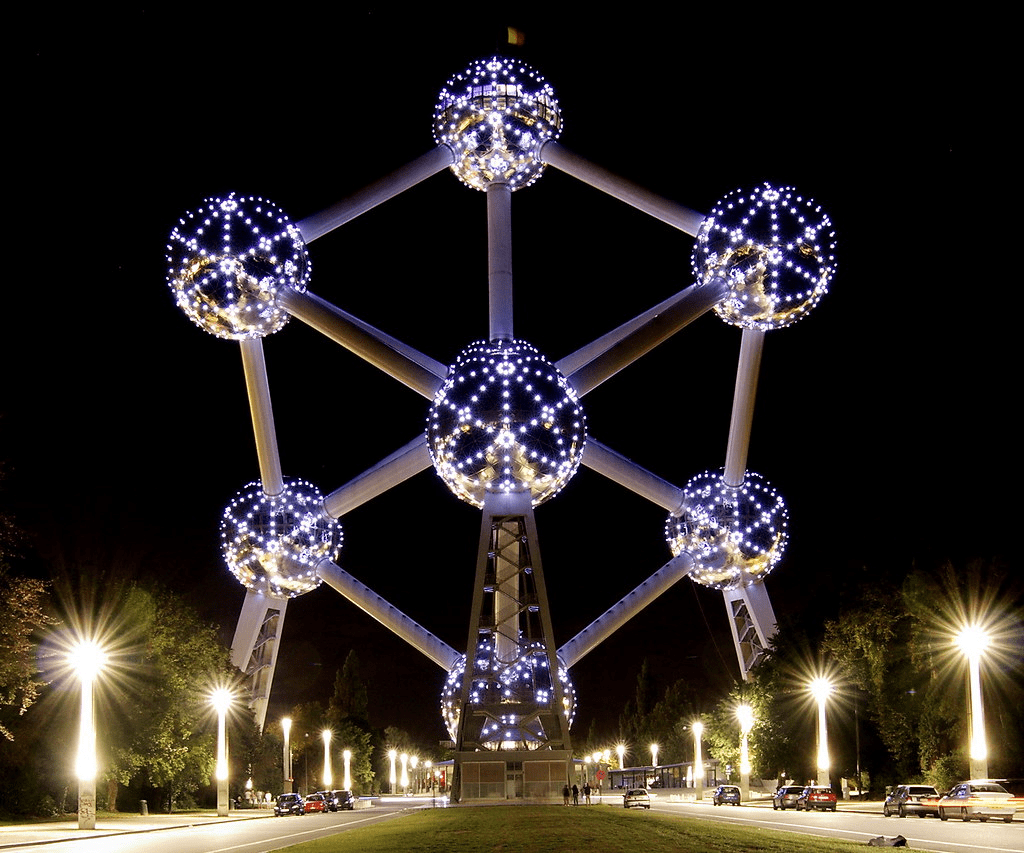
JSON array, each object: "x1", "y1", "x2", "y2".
[
  {"x1": 427, "y1": 340, "x2": 586, "y2": 508},
  {"x1": 440, "y1": 642, "x2": 576, "y2": 746},
  {"x1": 434, "y1": 56, "x2": 561, "y2": 191},
  {"x1": 221, "y1": 479, "x2": 341, "y2": 598},
  {"x1": 166, "y1": 193, "x2": 310, "y2": 340},
  {"x1": 691, "y1": 183, "x2": 837, "y2": 330},
  {"x1": 665, "y1": 469, "x2": 788, "y2": 590}
]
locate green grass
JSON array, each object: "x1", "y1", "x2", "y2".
[{"x1": 281, "y1": 805, "x2": 870, "y2": 853}]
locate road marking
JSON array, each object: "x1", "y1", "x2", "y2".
[{"x1": 204, "y1": 810, "x2": 413, "y2": 853}]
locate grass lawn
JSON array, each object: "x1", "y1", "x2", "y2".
[{"x1": 282, "y1": 805, "x2": 870, "y2": 852}]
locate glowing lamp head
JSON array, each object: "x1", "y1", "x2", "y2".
[
  {"x1": 692, "y1": 183, "x2": 836, "y2": 330},
  {"x1": 957, "y1": 624, "x2": 990, "y2": 658},
  {"x1": 692, "y1": 721, "x2": 704, "y2": 738},
  {"x1": 434, "y1": 57, "x2": 561, "y2": 191},
  {"x1": 666, "y1": 469, "x2": 788, "y2": 590},
  {"x1": 221, "y1": 479, "x2": 341, "y2": 598},
  {"x1": 736, "y1": 704, "x2": 754, "y2": 733},
  {"x1": 166, "y1": 193, "x2": 310, "y2": 340},
  {"x1": 211, "y1": 688, "x2": 233, "y2": 714},
  {"x1": 440, "y1": 643, "x2": 576, "y2": 746},
  {"x1": 810, "y1": 677, "x2": 833, "y2": 702},
  {"x1": 428, "y1": 340, "x2": 586, "y2": 508},
  {"x1": 69, "y1": 640, "x2": 107, "y2": 682}
]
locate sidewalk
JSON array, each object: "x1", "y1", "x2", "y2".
[{"x1": 0, "y1": 810, "x2": 273, "y2": 848}]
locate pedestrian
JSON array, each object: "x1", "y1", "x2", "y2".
[
  {"x1": 583, "y1": 782, "x2": 591, "y2": 804},
  {"x1": 572, "y1": 783, "x2": 579, "y2": 805},
  {"x1": 563, "y1": 783, "x2": 571, "y2": 806}
]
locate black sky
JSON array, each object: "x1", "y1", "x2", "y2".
[{"x1": 6, "y1": 11, "x2": 993, "y2": 745}]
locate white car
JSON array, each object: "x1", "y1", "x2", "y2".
[
  {"x1": 937, "y1": 780, "x2": 1016, "y2": 823},
  {"x1": 623, "y1": 788, "x2": 651, "y2": 809}
]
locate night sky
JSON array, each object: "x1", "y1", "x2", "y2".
[{"x1": 7, "y1": 12, "x2": 988, "y2": 746}]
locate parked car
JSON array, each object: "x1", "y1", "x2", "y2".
[
  {"x1": 883, "y1": 784, "x2": 940, "y2": 818},
  {"x1": 303, "y1": 793, "x2": 327, "y2": 814},
  {"x1": 712, "y1": 784, "x2": 741, "y2": 806},
  {"x1": 274, "y1": 792, "x2": 304, "y2": 816},
  {"x1": 623, "y1": 788, "x2": 651, "y2": 809},
  {"x1": 938, "y1": 780, "x2": 1016, "y2": 822},
  {"x1": 317, "y1": 791, "x2": 337, "y2": 811},
  {"x1": 333, "y1": 789, "x2": 356, "y2": 810},
  {"x1": 772, "y1": 785, "x2": 804, "y2": 810},
  {"x1": 796, "y1": 786, "x2": 837, "y2": 812}
]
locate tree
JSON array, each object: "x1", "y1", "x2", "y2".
[{"x1": 0, "y1": 564, "x2": 53, "y2": 741}]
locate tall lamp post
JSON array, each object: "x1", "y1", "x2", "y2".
[
  {"x1": 809, "y1": 677, "x2": 832, "y2": 785},
  {"x1": 737, "y1": 704, "x2": 753, "y2": 803},
  {"x1": 400, "y1": 752, "x2": 410, "y2": 796},
  {"x1": 211, "y1": 689, "x2": 233, "y2": 816},
  {"x1": 650, "y1": 743, "x2": 659, "y2": 788},
  {"x1": 70, "y1": 640, "x2": 107, "y2": 830},
  {"x1": 388, "y1": 749, "x2": 397, "y2": 794},
  {"x1": 692, "y1": 721, "x2": 704, "y2": 801},
  {"x1": 343, "y1": 749, "x2": 352, "y2": 791},
  {"x1": 957, "y1": 624, "x2": 990, "y2": 779},
  {"x1": 322, "y1": 730, "x2": 333, "y2": 788},
  {"x1": 281, "y1": 717, "x2": 292, "y2": 793}
]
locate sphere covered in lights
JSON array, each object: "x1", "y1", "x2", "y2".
[
  {"x1": 665, "y1": 470, "x2": 788, "y2": 590},
  {"x1": 427, "y1": 340, "x2": 586, "y2": 508},
  {"x1": 691, "y1": 183, "x2": 836, "y2": 330},
  {"x1": 166, "y1": 193, "x2": 310, "y2": 340},
  {"x1": 441, "y1": 642, "x2": 576, "y2": 747},
  {"x1": 221, "y1": 479, "x2": 341, "y2": 598},
  {"x1": 434, "y1": 56, "x2": 561, "y2": 191}
]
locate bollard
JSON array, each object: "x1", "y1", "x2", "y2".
[{"x1": 140, "y1": 799, "x2": 148, "y2": 816}]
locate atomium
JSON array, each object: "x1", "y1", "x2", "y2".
[
  {"x1": 433, "y1": 56, "x2": 561, "y2": 191},
  {"x1": 166, "y1": 193, "x2": 310, "y2": 340},
  {"x1": 441, "y1": 641, "x2": 576, "y2": 747},
  {"x1": 692, "y1": 182, "x2": 837, "y2": 330},
  {"x1": 665, "y1": 469, "x2": 788, "y2": 591},
  {"x1": 427, "y1": 340, "x2": 586, "y2": 508},
  {"x1": 221, "y1": 479, "x2": 341, "y2": 598}
]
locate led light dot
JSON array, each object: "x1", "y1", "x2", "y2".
[
  {"x1": 440, "y1": 642, "x2": 576, "y2": 747},
  {"x1": 221, "y1": 479, "x2": 341, "y2": 598},
  {"x1": 427, "y1": 340, "x2": 586, "y2": 508},
  {"x1": 692, "y1": 183, "x2": 836, "y2": 330},
  {"x1": 166, "y1": 193, "x2": 310, "y2": 339},
  {"x1": 434, "y1": 57, "x2": 561, "y2": 191},
  {"x1": 665, "y1": 469, "x2": 788, "y2": 590}
]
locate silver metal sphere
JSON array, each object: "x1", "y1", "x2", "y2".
[
  {"x1": 665, "y1": 469, "x2": 788, "y2": 590},
  {"x1": 440, "y1": 642, "x2": 576, "y2": 746},
  {"x1": 433, "y1": 56, "x2": 561, "y2": 191},
  {"x1": 166, "y1": 193, "x2": 310, "y2": 340},
  {"x1": 691, "y1": 183, "x2": 836, "y2": 330},
  {"x1": 221, "y1": 479, "x2": 341, "y2": 598},
  {"x1": 427, "y1": 340, "x2": 586, "y2": 508}
]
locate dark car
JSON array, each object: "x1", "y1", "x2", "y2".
[
  {"x1": 938, "y1": 780, "x2": 1016, "y2": 822},
  {"x1": 772, "y1": 785, "x2": 804, "y2": 810},
  {"x1": 623, "y1": 788, "x2": 651, "y2": 809},
  {"x1": 303, "y1": 793, "x2": 327, "y2": 814},
  {"x1": 274, "y1": 792, "x2": 304, "y2": 816},
  {"x1": 796, "y1": 786, "x2": 837, "y2": 812},
  {"x1": 318, "y1": 791, "x2": 337, "y2": 811},
  {"x1": 333, "y1": 789, "x2": 356, "y2": 810},
  {"x1": 712, "y1": 784, "x2": 741, "y2": 806},
  {"x1": 884, "y1": 784, "x2": 940, "y2": 818}
]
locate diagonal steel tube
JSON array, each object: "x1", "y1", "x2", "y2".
[{"x1": 322, "y1": 435, "x2": 432, "y2": 518}]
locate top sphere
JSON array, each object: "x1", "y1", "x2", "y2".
[
  {"x1": 434, "y1": 57, "x2": 561, "y2": 191},
  {"x1": 166, "y1": 194, "x2": 310, "y2": 340},
  {"x1": 427, "y1": 340, "x2": 586, "y2": 508},
  {"x1": 691, "y1": 183, "x2": 836, "y2": 330}
]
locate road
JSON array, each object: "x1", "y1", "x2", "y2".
[{"x1": 648, "y1": 798, "x2": 1023, "y2": 853}]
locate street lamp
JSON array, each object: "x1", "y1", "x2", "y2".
[
  {"x1": 343, "y1": 749, "x2": 352, "y2": 791},
  {"x1": 957, "y1": 624, "x2": 990, "y2": 779},
  {"x1": 69, "y1": 640, "x2": 107, "y2": 830},
  {"x1": 692, "y1": 721, "x2": 704, "y2": 801},
  {"x1": 737, "y1": 704, "x2": 754, "y2": 803},
  {"x1": 809, "y1": 677, "x2": 833, "y2": 784},
  {"x1": 400, "y1": 752, "x2": 409, "y2": 795},
  {"x1": 388, "y1": 749, "x2": 397, "y2": 794},
  {"x1": 211, "y1": 688, "x2": 233, "y2": 816},
  {"x1": 281, "y1": 717, "x2": 292, "y2": 793},
  {"x1": 322, "y1": 730, "x2": 333, "y2": 788},
  {"x1": 616, "y1": 743, "x2": 626, "y2": 788},
  {"x1": 650, "y1": 743, "x2": 659, "y2": 788}
]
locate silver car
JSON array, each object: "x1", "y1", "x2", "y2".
[
  {"x1": 937, "y1": 780, "x2": 1016, "y2": 823},
  {"x1": 883, "y1": 784, "x2": 939, "y2": 818},
  {"x1": 623, "y1": 788, "x2": 651, "y2": 809}
]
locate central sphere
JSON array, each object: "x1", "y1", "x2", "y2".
[
  {"x1": 221, "y1": 479, "x2": 341, "y2": 598},
  {"x1": 433, "y1": 56, "x2": 561, "y2": 191},
  {"x1": 427, "y1": 340, "x2": 585, "y2": 508}
]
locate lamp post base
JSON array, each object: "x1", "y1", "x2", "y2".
[{"x1": 78, "y1": 780, "x2": 96, "y2": 830}]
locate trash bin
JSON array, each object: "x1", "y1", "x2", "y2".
[{"x1": 140, "y1": 799, "x2": 148, "y2": 816}]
